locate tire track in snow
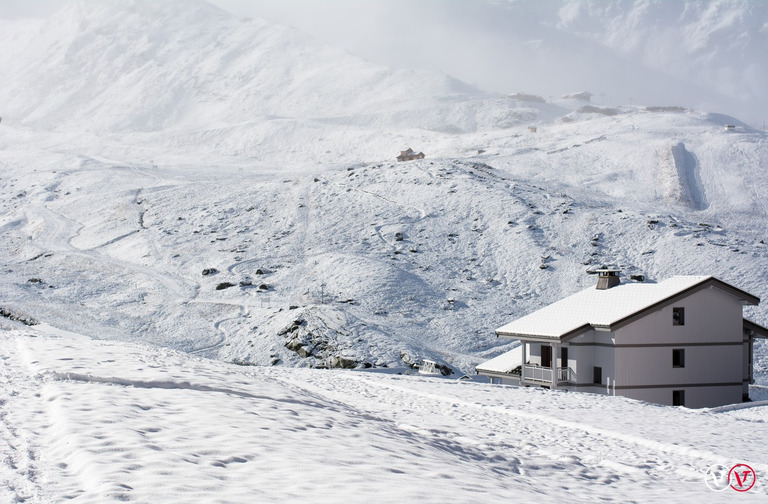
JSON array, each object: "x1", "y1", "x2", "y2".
[
  {"x1": 333, "y1": 174, "x2": 427, "y2": 249},
  {"x1": 29, "y1": 204, "x2": 198, "y2": 301},
  {"x1": 0, "y1": 340, "x2": 45, "y2": 503},
  {"x1": 189, "y1": 304, "x2": 248, "y2": 356}
]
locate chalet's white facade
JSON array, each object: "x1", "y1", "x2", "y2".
[{"x1": 477, "y1": 272, "x2": 768, "y2": 408}]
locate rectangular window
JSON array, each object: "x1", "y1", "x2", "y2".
[
  {"x1": 673, "y1": 389, "x2": 685, "y2": 406},
  {"x1": 672, "y1": 348, "x2": 685, "y2": 368},
  {"x1": 593, "y1": 366, "x2": 602, "y2": 384},
  {"x1": 673, "y1": 307, "x2": 685, "y2": 326}
]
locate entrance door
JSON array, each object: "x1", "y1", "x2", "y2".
[
  {"x1": 541, "y1": 345, "x2": 552, "y2": 368},
  {"x1": 561, "y1": 347, "x2": 568, "y2": 368}
]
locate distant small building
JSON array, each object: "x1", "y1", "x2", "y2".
[
  {"x1": 527, "y1": 126, "x2": 538, "y2": 133},
  {"x1": 509, "y1": 92, "x2": 545, "y2": 103},
  {"x1": 397, "y1": 148, "x2": 425, "y2": 162},
  {"x1": 724, "y1": 125, "x2": 736, "y2": 131},
  {"x1": 562, "y1": 91, "x2": 593, "y2": 103}
]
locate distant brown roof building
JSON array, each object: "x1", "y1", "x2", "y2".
[{"x1": 397, "y1": 148, "x2": 425, "y2": 162}]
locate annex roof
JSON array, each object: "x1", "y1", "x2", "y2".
[
  {"x1": 475, "y1": 345, "x2": 522, "y2": 375},
  {"x1": 496, "y1": 276, "x2": 759, "y2": 341}
]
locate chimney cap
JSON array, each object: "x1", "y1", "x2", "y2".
[{"x1": 595, "y1": 269, "x2": 621, "y2": 289}]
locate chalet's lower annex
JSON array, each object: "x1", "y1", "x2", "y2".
[{"x1": 477, "y1": 271, "x2": 768, "y2": 408}]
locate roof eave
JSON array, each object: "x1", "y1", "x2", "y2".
[
  {"x1": 496, "y1": 323, "x2": 592, "y2": 343},
  {"x1": 744, "y1": 318, "x2": 768, "y2": 339}
]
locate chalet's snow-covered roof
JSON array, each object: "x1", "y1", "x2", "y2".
[
  {"x1": 496, "y1": 276, "x2": 759, "y2": 341},
  {"x1": 475, "y1": 345, "x2": 522, "y2": 374}
]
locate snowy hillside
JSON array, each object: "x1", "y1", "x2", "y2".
[
  {"x1": 2, "y1": 325, "x2": 767, "y2": 502},
  {"x1": 2, "y1": 104, "x2": 768, "y2": 376},
  {"x1": 554, "y1": 0, "x2": 768, "y2": 119},
  {"x1": 0, "y1": 0, "x2": 475, "y2": 131},
  {"x1": 0, "y1": 0, "x2": 766, "y2": 374}
]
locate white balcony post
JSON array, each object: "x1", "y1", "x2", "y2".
[
  {"x1": 551, "y1": 343, "x2": 558, "y2": 390},
  {"x1": 520, "y1": 341, "x2": 526, "y2": 386}
]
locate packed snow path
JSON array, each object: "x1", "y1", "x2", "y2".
[{"x1": 0, "y1": 327, "x2": 765, "y2": 503}]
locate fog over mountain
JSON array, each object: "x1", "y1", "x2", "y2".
[
  {"x1": 208, "y1": 0, "x2": 768, "y2": 125},
  {"x1": 2, "y1": 0, "x2": 766, "y2": 125}
]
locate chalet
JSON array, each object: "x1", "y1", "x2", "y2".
[
  {"x1": 477, "y1": 271, "x2": 768, "y2": 408},
  {"x1": 397, "y1": 148, "x2": 425, "y2": 162}
]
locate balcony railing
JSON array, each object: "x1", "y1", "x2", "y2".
[{"x1": 523, "y1": 364, "x2": 573, "y2": 384}]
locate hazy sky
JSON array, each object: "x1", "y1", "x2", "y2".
[{"x1": 2, "y1": 0, "x2": 765, "y2": 123}]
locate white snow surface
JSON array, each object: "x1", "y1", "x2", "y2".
[
  {"x1": 1, "y1": 1, "x2": 768, "y2": 501},
  {"x1": 1, "y1": 325, "x2": 767, "y2": 503}
]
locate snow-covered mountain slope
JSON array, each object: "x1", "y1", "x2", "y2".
[
  {"x1": 2, "y1": 326, "x2": 766, "y2": 503},
  {"x1": 2, "y1": 106, "x2": 768, "y2": 377}
]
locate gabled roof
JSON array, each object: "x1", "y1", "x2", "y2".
[{"x1": 496, "y1": 276, "x2": 759, "y2": 342}]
